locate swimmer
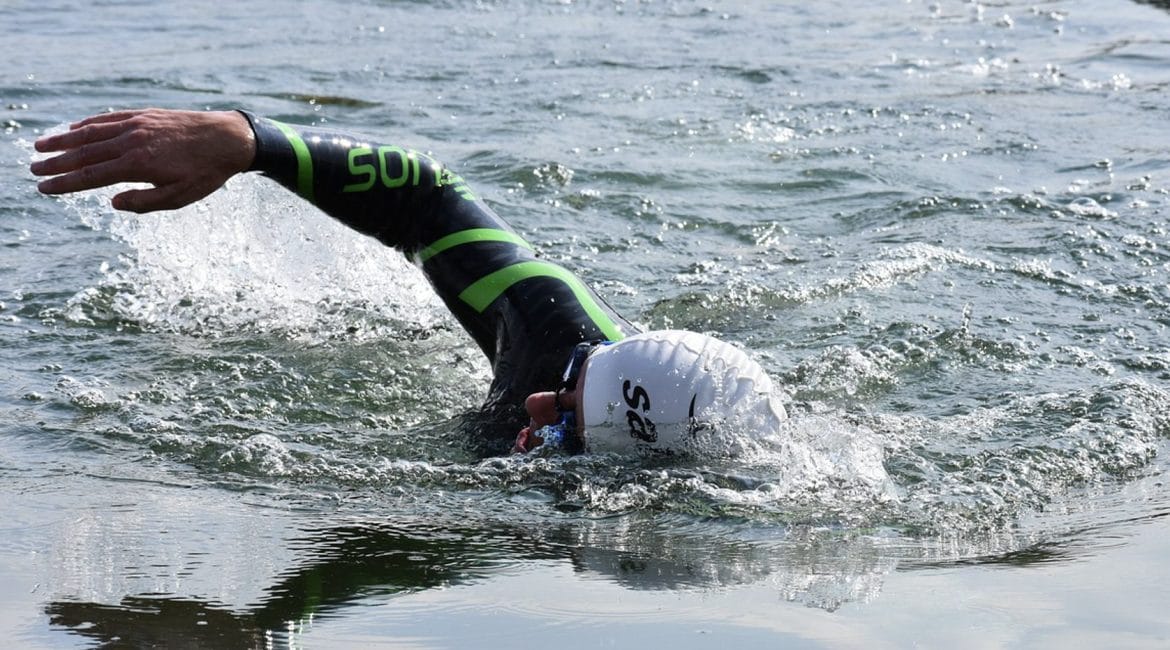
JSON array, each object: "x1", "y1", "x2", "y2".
[{"x1": 30, "y1": 109, "x2": 782, "y2": 455}]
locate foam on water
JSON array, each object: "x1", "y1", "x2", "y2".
[{"x1": 33, "y1": 170, "x2": 1167, "y2": 545}]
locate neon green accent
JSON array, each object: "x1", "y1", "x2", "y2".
[
  {"x1": 343, "y1": 146, "x2": 375, "y2": 193},
  {"x1": 272, "y1": 121, "x2": 314, "y2": 202},
  {"x1": 459, "y1": 261, "x2": 626, "y2": 342},
  {"x1": 334, "y1": 144, "x2": 477, "y2": 201},
  {"x1": 438, "y1": 168, "x2": 476, "y2": 200},
  {"x1": 379, "y1": 146, "x2": 410, "y2": 188},
  {"x1": 417, "y1": 229, "x2": 534, "y2": 264}
]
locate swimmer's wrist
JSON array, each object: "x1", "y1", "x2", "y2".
[
  {"x1": 218, "y1": 110, "x2": 256, "y2": 175},
  {"x1": 235, "y1": 110, "x2": 264, "y2": 172}
]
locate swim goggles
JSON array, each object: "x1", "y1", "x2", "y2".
[
  {"x1": 555, "y1": 339, "x2": 609, "y2": 411},
  {"x1": 534, "y1": 340, "x2": 612, "y2": 451}
]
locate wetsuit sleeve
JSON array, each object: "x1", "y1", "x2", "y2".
[{"x1": 239, "y1": 112, "x2": 636, "y2": 420}]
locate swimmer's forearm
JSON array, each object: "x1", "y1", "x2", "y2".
[
  {"x1": 241, "y1": 113, "x2": 483, "y2": 255},
  {"x1": 31, "y1": 109, "x2": 255, "y2": 213},
  {"x1": 31, "y1": 107, "x2": 522, "y2": 278}
]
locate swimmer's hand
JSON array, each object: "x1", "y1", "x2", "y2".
[
  {"x1": 512, "y1": 421, "x2": 569, "y2": 455},
  {"x1": 30, "y1": 108, "x2": 256, "y2": 213},
  {"x1": 512, "y1": 424, "x2": 537, "y2": 454}
]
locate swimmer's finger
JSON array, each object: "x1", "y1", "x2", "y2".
[
  {"x1": 36, "y1": 157, "x2": 146, "y2": 196},
  {"x1": 512, "y1": 427, "x2": 533, "y2": 454},
  {"x1": 33, "y1": 118, "x2": 134, "y2": 154},
  {"x1": 69, "y1": 109, "x2": 153, "y2": 130},
  {"x1": 30, "y1": 135, "x2": 129, "y2": 177}
]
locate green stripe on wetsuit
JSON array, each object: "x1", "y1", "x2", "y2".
[
  {"x1": 417, "y1": 228, "x2": 533, "y2": 263},
  {"x1": 459, "y1": 260, "x2": 626, "y2": 342},
  {"x1": 420, "y1": 227, "x2": 625, "y2": 341},
  {"x1": 272, "y1": 121, "x2": 315, "y2": 203}
]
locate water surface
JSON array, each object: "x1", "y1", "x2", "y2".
[{"x1": 2, "y1": 0, "x2": 1170, "y2": 647}]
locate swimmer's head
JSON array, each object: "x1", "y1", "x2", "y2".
[
  {"x1": 578, "y1": 330, "x2": 777, "y2": 453},
  {"x1": 514, "y1": 331, "x2": 778, "y2": 455}
]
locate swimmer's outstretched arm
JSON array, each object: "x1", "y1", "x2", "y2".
[
  {"x1": 32, "y1": 109, "x2": 631, "y2": 406},
  {"x1": 31, "y1": 109, "x2": 256, "y2": 213},
  {"x1": 31, "y1": 108, "x2": 496, "y2": 259}
]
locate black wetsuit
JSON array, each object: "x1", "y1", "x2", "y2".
[{"x1": 242, "y1": 113, "x2": 637, "y2": 448}]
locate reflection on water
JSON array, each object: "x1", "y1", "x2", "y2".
[
  {"x1": 1133, "y1": 0, "x2": 1170, "y2": 11},
  {"x1": 49, "y1": 599, "x2": 264, "y2": 650},
  {"x1": 47, "y1": 520, "x2": 509, "y2": 647},
  {"x1": 48, "y1": 494, "x2": 1168, "y2": 647},
  {"x1": 44, "y1": 513, "x2": 884, "y2": 646}
]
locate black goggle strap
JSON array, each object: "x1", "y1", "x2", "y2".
[{"x1": 560, "y1": 339, "x2": 610, "y2": 394}]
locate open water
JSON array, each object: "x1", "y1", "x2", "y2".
[{"x1": 3, "y1": 0, "x2": 1170, "y2": 647}]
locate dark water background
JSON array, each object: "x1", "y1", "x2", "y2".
[{"x1": 3, "y1": 1, "x2": 1170, "y2": 647}]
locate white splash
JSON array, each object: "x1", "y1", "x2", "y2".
[{"x1": 34, "y1": 138, "x2": 444, "y2": 338}]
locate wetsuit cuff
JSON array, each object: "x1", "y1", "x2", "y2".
[{"x1": 237, "y1": 110, "x2": 292, "y2": 175}]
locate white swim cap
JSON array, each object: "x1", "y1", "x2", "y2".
[{"x1": 579, "y1": 330, "x2": 780, "y2": 454}]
